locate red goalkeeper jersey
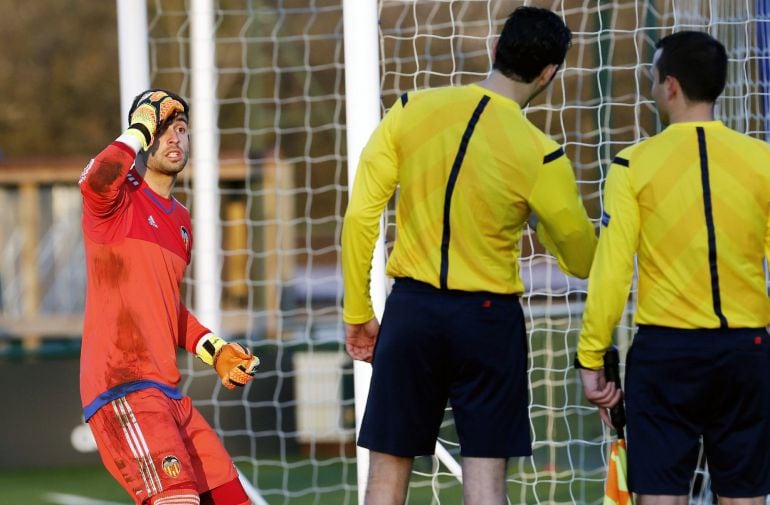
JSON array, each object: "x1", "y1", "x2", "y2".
[{"x1": 79, "y1": 140, "x2": 209, "y2": 420}]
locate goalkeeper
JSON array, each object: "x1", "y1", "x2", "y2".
[
  {"x1": 578, "y1": 32, "x2": 770, "y2": 504},
  {"x1": 79, "y1": 89, "x2": 257, "y2": 505},
  {"x1": 342, "y1": 7, "x2": 596, "y2": 505}
]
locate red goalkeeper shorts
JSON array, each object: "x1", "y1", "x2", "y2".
[{"x1": 88, "y1": 387, "x2": 246, "y2": 504}]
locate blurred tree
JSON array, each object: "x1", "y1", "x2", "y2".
[{"x1": 0, "y1": 0, "x2": 120, "y2": 159}]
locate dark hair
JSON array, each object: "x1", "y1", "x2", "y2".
[
  {"x1": 493, "y1": 7, "x2": 572, "y2": 83},
  {"x1": 127, "y1": 88, "x2": 189, "y2": 126},
  {"x1": 655, "y1": 31, "x2": 727, "y2": 102}
]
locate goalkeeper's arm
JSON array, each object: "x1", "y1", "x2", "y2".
[
  {"x1": 80, "y1": 90, "x2": 188, "y2": 214},
  {"x1": 195, "y1": 333, "x2": 260, "y2": 390}
]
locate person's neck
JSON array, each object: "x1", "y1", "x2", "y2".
[
  {"x1": 667, "y1": 101, "x2": 715, "y2": 125},
  {"x1": 135, "y1": 163, "x2": 176, "y2": 198},
  {"x1": 476, "y1": 70, "x2": 539, "y2": 108}
]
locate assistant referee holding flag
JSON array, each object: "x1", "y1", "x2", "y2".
[
  {"x1": 578, "y1": 31, "x2": 770, "y2": 504},
  {"x1": 343, "y1": 7, "x2": 597, "y2": 505}
]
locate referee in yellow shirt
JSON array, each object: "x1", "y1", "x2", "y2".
[
  {"x1": 343, "y1": 7, "x2": 596, "y2": 505},
  {"x1": 578, "y1": 31, "x2": 770, "y2": 504}
]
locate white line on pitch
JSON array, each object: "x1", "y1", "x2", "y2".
[{"x1": 44, "y1": 492, "x2": 130, "y2": 505}]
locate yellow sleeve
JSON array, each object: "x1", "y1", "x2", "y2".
[
  {"x1": 577, "y1": 160, "x2": 639, "y2": 369},
  {"x1": 529, "y1": 151, "x2": 597, "y2": 279},
  {"x1": 341, "y1": 105, "x2": 400, "y2": 324}
]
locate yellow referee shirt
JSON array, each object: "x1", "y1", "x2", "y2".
[
  {"x1": 342, "y1": 84, "x2": 597, "y2": 324},
  {"x1": 579, "y1": 120, "x2": 770, "y2": 369}
]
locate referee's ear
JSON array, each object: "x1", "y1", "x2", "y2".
[
  {"x1": 536, "y1": 63, "x2": 559, "y2": 87},
  {"x1": 490, "y1": 39, "x2": 499, "y2": 63}
]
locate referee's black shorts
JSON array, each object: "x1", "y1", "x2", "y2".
[
  {"x1": 357, "y1": 277, "x2": 531, "y2": 458},
  {"x1": 626, "y1": 325, "x2": 770, "y2": 497}
]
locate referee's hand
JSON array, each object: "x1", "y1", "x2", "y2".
[
  {"x1": 579, "y1": 368, "x2": 622, "y2": 428},
  {"x1": 345, "y1": 319, "x2": 379, "y2": 363}
]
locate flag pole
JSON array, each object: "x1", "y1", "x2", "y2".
[{"x1": 603, "y1": 347, "x2": 631, "y2": 505}]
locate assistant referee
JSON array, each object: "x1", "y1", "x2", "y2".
[{"x1": 578, "y1": 31, "x2": 770, "y2": 504}]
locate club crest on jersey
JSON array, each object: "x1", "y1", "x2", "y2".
[
  {"x1": 601, "y1": 211, "x2": 611, "y2": 227},
  {"x1": 161, "y1": 455, "x2": 182, "y2": 478},
  {"x1": 180, "y1": 226, "x2": 190, "y2": 252}
]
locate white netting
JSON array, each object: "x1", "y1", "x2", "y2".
[{"x1": 144, "y1": 1, "x2": 770, "y2": 503}]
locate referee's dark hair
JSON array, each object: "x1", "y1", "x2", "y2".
[
  {"x1": 655, "y1": 31, "x2": 727, "y2": 103},
  {"x1": 493, "y1": 6, "x2": 572, "y2": 84}
]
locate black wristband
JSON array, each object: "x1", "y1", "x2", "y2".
[
  {"x1": 129, "y1": 123, "x2": 153, "y2": 147},
  {"x1": 573, "y1": 356, "x2": 596, "y2": 370}
]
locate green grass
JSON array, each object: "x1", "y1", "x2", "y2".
[
  {"x1": 0, "y1": 465, "x2": 128, "y2": 505},
  {"x1": 0, "y1": 460, "x2": 605, "y2": 505},
  {"x1": 0, "y1": 463, "x2": 459, "y2": 505}
]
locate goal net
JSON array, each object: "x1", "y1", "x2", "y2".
[{"x1": 142, "y1": 1, "x2": 770, "y2": 504}]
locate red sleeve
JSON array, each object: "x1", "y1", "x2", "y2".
[
  {"x1": 79, "y1": 141, "x2": 136, "y2": 218},
  {"x1": 178, "y1": 304, "x2": 211, "y2": 354}
]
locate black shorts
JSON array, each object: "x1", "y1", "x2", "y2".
[
  {"x1": 625, "y1": 325, "x2": 770, "y2": 497},
  {"x1": 357, "y1": 278, "x2": 530, "y2": 458}
]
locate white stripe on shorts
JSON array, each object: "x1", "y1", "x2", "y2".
[
  {"x1": 153, "y1": 495, "x2": 200, "y2": 505},
  {"x1": 111, "y1": 397, "x2": 164, "y2": 496}
]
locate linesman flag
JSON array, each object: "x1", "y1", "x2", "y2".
[
  {"x1": 604, "y1": 438, "x2": 630, "y2": 505},
  {"x1": 603, "y1": 347, "x2": 631, "y2": 505}
]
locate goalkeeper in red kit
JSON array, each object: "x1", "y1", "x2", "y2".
[{"x1": 79, "y1": 89, "x2": 258, "y2": 505}]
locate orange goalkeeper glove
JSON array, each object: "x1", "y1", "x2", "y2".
[
  {"x1": 126, "y1": 89, "x2": 187, "y2": 151},
  {"x1": 196, "y1": 334, "x2": 260, "y2": 390}
]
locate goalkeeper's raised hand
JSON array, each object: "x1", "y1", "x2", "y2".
[
  {"x1": 196, "y1": 334, "x2": 260, "y2": 390},
  {"x1": 127, "y1": 90, "x2": 186, "y2": 151}
]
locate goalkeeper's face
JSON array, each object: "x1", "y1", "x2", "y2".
[{"x1": 146, "y1": 114, "x2": 190, "y2": 176}]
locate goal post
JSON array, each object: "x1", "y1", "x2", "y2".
[
  {"x1": 115, "y1": 0, "x2": 150, "y2": 128},
  {"x1": 190, "y1": 0, "x2": 222, "y2": 335},
  {"x1": 126, "y1": 1, "x2": 770, "y2": 504},
  {"x1": 341, "y1": 0, "x2": 384, "y2": 500}
]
